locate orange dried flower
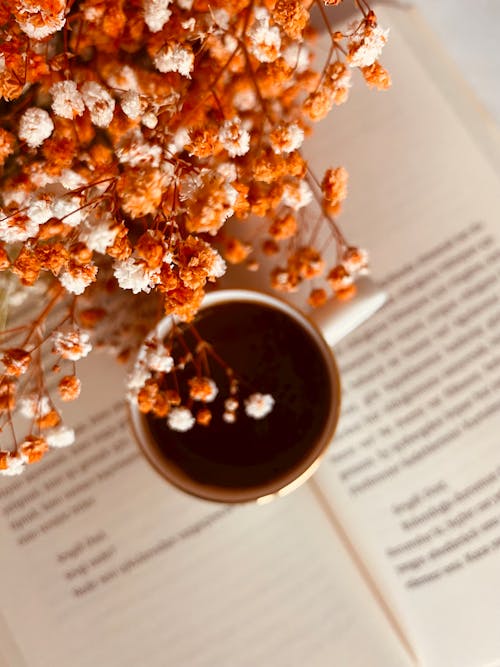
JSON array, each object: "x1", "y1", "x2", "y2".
[
  {"x1": 272, "y1": 0, "x2": 309, "y2": 40},
  {"x1": 1, "y1": 348, "x2": 31, "y2": 377},
  {"x1": 12, "y1": 247, "x2": 41, "y2": 286},
  {"x1": 336, "y1": 284, "x2": 357, "y2": 301},
  {"x1": 361, "y1": 61, "x2": 392, "y2": 90},
  {"x1": 58, "y1": 375, "x2": 82, "y2": 401},
  {"x1": 37, "y1": 409, "x2": 61, "y2": 429},
  {"x1": 222, "y1": 237, "x2": 252, "y2": 264},
  {"x1": 269, "y1": 214, "x2": 297, "y2": 240},
  {"x1": 136, "y1": 231, "x2": 166, "y2": 271},
  {"x1": 322, "y1": 167, "x2": 348, "y2": 206},
  {"x1": 308, "y1": 288, "x2": 328, "y2": 308},
  {"x1": 196, "y1": 408, "x2": 212, "y2": 426},
  {"x1": 289, "y1": 246, "x2": 325, "y2": 279},
  {"x1": 327, "y1": 264, "x2": 353, "y2": 291},
  {"x1": 188, "y1": 376, "x2": 218, "y2": 402},
  {"x1": 270, "y1": 266, "x2": 300, "y2": 292},
  {"x1": 262, "y1": 239, "x2": 279, "y2": 256},
  {"x1": 19, "y1": 436, "x2": 49, "y2": 465}
]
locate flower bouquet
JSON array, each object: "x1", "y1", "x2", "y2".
[{"x1": 0, "y1": 0, "x2": 390, "y2": 475}]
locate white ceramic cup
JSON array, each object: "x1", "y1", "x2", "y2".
[{"x1": 129, "y1": 279, "x2": 386, "y2": 503}]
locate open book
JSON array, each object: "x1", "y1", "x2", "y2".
[{"x1": 1, "y1": 6, "x2": 499, "y2": 666}]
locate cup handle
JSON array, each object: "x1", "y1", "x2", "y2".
[{"x1": 310, "y1": 277, "x2": 387, "y2": 347}]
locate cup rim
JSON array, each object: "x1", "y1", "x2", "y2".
[{"x1": 128, "y1": 288, "x2": 341, "y2": 503}]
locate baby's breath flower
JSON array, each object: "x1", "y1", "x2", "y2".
[
  {"x1": 0, "y1": 212, "x2": 39, "y2": 243},
  {"x1": 50, "y1": 81, "x2": 85, "y2": 119},
  {"x1": 167, "y1": 406, "x2": 195, "y2": 432},
  {"x1": 144, "y1": 340, "x2": 174, "y2": 372},
  {"x1": 144, "y1": 0, "x2": 172, "y2": 32},
  {"x1": 19, "y1": 109, "x2": 54, "y2": 149},
  {"x1": 188, "y1": 377, "x2": 218, "y2": 402},
  {"x1": 154, "y1": 44, "x2": 194, "y2": 78},
  {"x1": 58, "y1": 375, "x2": 81, "y2": 401},
  {"x1": 347, "y1": 22, "x2": 389, "y2": 68},
  {"x1": 19, "y1": 436, "x2": 49, "y2": 464},
  {"x1": 19, "y1": 395, "x2": 52, "y2": 419},
  {"x1": 121, "y1": 91, "x2": 142, "y2": 119},
  {"x1": 45, "y1": 425, "x2": 76, "y2": 448},
  {"x1": 113, "y1": 257, "x2": 160, "y2": 294},
  {"x1": 224, "y1": 398, "x2": 238, "y2": 412},
  {"x1": 59, "y1": 264, "x2": 98, "y2": 295},
  {"x1": 53, "y1": 329, "x2": 92, "y2": 361},
  {"x1": 269, "y1": 123, "x2": 304, "y2": 155},
  {"x1": 81, "y1": 81, "x2": 116, "y2": 128},
  {"x1": 14, "y1": 0, "x2": 66, "y2": 39},
  {"x1": 244, "y1": 393, "x2": 275, "y2": 419},
  {"x1": 219, "y1": 119, "x2": 250, "y2": 158},
  {"x1": 0, "y1": 453, "x2": 25, "y2": 477},
  {"x1": 248, "y1": 8, "x2": 281, "y2": 63},
  {"x1": 52, "y1": 196, "x2": 84, "y2": 227},
  {"x1": 126, "y1": 365, "x2": 152, "y2": 395},
  {"x1": 1, "y1": 348, "x2": 31, "y2": 377},
  {"x1": 79, "y1": 218, "x2": 118, "y2": 253},
  {"x1": 281, "y1": 180, "x2": 313, "y2": 210}
]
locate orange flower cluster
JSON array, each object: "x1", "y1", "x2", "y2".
[{"x1": 0, "y1": 0, "x2": 390, "y2": 471}]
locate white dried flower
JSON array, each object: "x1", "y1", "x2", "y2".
[
  {"x1": 144, "y1": 340, "x2": 174, "y2": 372},
  {"x1": 50, "y1": 81, "x2": 85, "y2": 119},
  {"x1": 223, "y1": 411, "x2": 236, "y2": 424},
  {"x1": 282, "y1": 180, "x2": 313, "y2": 210},
  {"x1": 154, "y1": 44, "x2": 194, "y2": 78},
  {"x1": 114, "y1": 257, "x2": 160, "y2": 294},
  {"x1": 0, "y1": 212, "x2": 39, "y2": 243},
  {"x1": 0, "y1": 454, "x2": 25, "y2": 476},
  {"x1": 244, "y1": 393, "x2": 275, "y2": 419},
  {"x1": 53, "y1": 196, "x2": 84, "y2": 227},
  {"x1": 81, "y1": 81, "x2": 115, "y2": 128},
  {"x1": 45, "y1": 426, "x2": 76, "y2": 448},
  {"x1": 15, "y1": 4, "x2": 65, "y2": 40},
  {"x1": 58, "y1": 269, "x2": 95, "y2": 295},
  {"x1": 19, "y1": 108, "x2": 54, "y2": 148},
  {"x1": 167, "y1": 407, "x2": 195, "y2": 432},
  {"x1": 59, "y1": 169, "x2": 87, "y2": 190},
  {"x1": 209, "y1": 252, "x2": 226, "y2": 280},
  {"x1": 53, "y1": 329, "x2": 92, "y2": 361},
  {"x1": 121, "y1": 91, "x2": 142, "y2": 119},
  {"x1": 79, "y1": 218, "x2": 118, "y2": 253},
  {"x1": 248, "y1": 9, "x2": 281, "y2": 63},
  {"x1": 270, "y1": 123, "x2": 304, "y2": 154},
  {"x1": 219, "y1": 118, "x2": 250, "y2": 158},
  {"x1": 143, "y1": 0, "x2": 172, "y2": 32},
  {"x1": 27, "y1": 198, "x2": 53, "y2": 224},
  {"x1": 283, "y1": 43, "x2": 311, "y2": 73},
  {"x1": 141, "y1": 112, "x2": 158, "y2": 129},
  {"x1": 19, "y1": 395, "x2": 52, "y2": 419},
  {"x1": 126, "y1": 365, "x2": 152, "y2": 394},
  {"x1": 224, "y1": 397, "x2": 238, "y2": 412},
  {"x1": 233, "y1": 87, "x2": 257, "y2": 112},
  {"x1": 347, "y1": 23, "x2": 389, "y2": 68}
]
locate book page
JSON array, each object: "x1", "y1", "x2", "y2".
[
  {"x1": 0, "y1": 351, "x2": 411, "y2": 667},
  {"x1": 306, "y1": 7, "x2": 500, "y2": 667}
]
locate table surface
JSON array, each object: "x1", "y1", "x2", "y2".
[{"x1": 407, "y1": 0, "x2": 500, "y2": 125}]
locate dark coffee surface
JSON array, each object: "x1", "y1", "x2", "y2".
[{"x1": 145, "y1": 301, "x2": 334, "y2": 492}]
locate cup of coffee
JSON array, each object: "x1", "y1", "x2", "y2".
[{"x1": 129, "y1": 280, "x2": 385, "y2": 503}]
